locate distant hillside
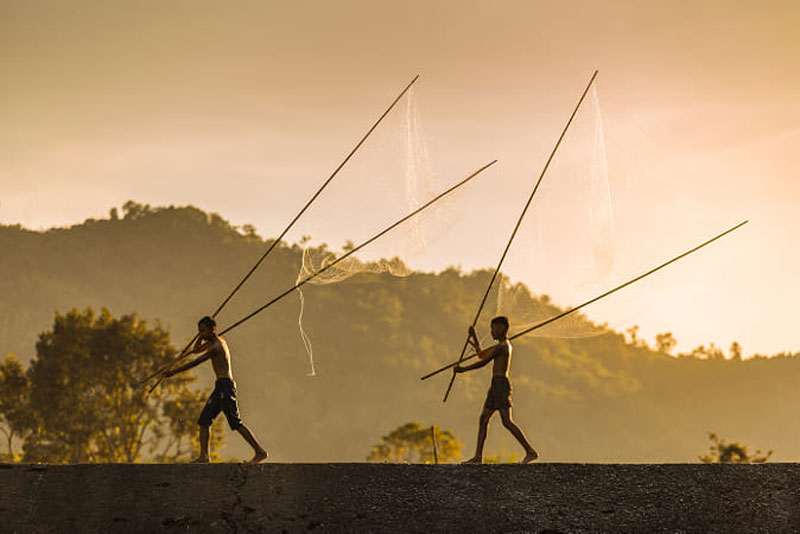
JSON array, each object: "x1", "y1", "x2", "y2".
[{"x1": 1, "y1": 202, "x2": 797, "y2": 463}]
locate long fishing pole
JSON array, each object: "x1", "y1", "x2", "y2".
[
  {"x1": 212, "y1": 74, "x2": 420, "y2": 320},
  {"x1": 148, "y1": 160, "x2": 497, "y2": 394},
  {"x1": 141, "y1": 74, "x2": 420, "y2": 387},
  {"x1": 421, "y1": 220, "x2": 748, "y2": 381},
  {"x1": 218, "y1": 160, "x2": 497, "y2": 337},
  {"x1": 441, "y1": 70, "x2": 598, "y2": 403}
]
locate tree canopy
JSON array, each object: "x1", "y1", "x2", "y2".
[
  {"x1": 699, "y1": 433, "x2": 773, "y2": 464},
  {"x1": 8, "y1": 307, "x2": 224, "y2": 463},
  {"x1": 368, "y1": 422, "x2": 462, "y2": 463}
]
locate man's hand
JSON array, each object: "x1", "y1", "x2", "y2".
[{"x1": 467, "y1": 326, "x2": 480, "y2": 350}]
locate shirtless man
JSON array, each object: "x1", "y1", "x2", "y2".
[
  {"x1": 163, "y1": 316, "x2": 268, "y2": 464},
  {"x1": 455, "y1": 316, "x2": 538, "y2": 464}
]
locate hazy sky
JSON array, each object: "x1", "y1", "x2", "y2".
[{"x1": 1, "y1": 0, "x2": 798, "y2": 356}]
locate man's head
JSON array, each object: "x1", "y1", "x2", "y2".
[
  {"x1": 197, "y1": 316, "x2": 217, "y2": 340},
  {"x1": 490, "y1": 316, "x2": 509, "y2": 340}
]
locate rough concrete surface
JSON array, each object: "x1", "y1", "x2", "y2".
[{"x1": 1, "y1": 463, "x2": 799, "y2": 533}]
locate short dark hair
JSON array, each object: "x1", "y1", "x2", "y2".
[
  {"x1": 198, "y1": 316, "x2": 216, "y2": 329},
  {"x1": 491, "y1": 316, "x2": 509, "y2": 329}
]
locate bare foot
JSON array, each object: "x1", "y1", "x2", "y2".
[
  {"x1": 520, "y1": 450, "x2": 539, "y2": 464},
  {"x1": 189, "y1": 456, "x2": 210, "y2": 464},
  {"x1": 247, "y1": 450, "x2": 268, "y2": 464},
  {"x1": 461, "y1": 456, "x2": 483, "y2": 465}
]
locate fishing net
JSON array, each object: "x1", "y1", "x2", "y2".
[
  {"x1": 491, "y1": 85, "x2": 619, "y2": 340},
  {"x1": 294, "y1": 87, "x2": 468, "y2": 374}
]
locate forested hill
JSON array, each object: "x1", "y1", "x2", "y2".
[
  {"x1": 0, "y1": 201, "x2": 304, "y2": 361},
  {"x1": 2, "y1": 202, "x2": 798, "y2": 463}
]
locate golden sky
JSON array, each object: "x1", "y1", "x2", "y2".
[{"x1": 1, "y1": 0, "x2": 798, "y2": 355}]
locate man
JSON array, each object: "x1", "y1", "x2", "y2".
[
  {"x1": 455, "y1": 316, "x2": 538, "y2": 464},
  {"x1": 163, "y1": 316, "x2": 268, "y2": 464}
]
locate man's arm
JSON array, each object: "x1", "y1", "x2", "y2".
[
  {"x1": 165, "y1": 344, "x2": 215, "y2": 377},
  {"x1": 467, "y1": 326, "x2": 481, "y2": 353},
  {"x1": 454, "y1": 344, "x2": 504, "y2": 373},
  {"x1": 190, "y1": 338, "x2": 215, "y2": 356}
]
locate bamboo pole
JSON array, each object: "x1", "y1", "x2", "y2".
[
  {"x1": 441, "y1": 70, "x2": 598, "y2": 403},
  {"x1": 210, "y1": 74, "x2": 421, "y2": 320},
  {"x1": 431, "y1": 425, "x2": 438, "y2": 464},
  {"x1": 141, "y1": 75, "x2": 420, "y2": 389},
  {"x1": 421, "y1": 220, "x2": 749, "y2": 381},
  {"x1": 218, "y1": 160, "x2": 497, "y2": 336},
  {"x1": 151, "y1": 161, "x2": 494, "y2": 392}
]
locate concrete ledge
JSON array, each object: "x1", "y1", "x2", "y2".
[{"x1": 2, "y1": 463, "x2": 799, "y2": 533}]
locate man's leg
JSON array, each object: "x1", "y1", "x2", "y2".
[
  {"x1": 498, "y1": 408, "x2": 538, "y2": 463},
  {"x1": 463, "y1": 408, "x2": 494, "y2": 464},
  {"x1": 194, "y1": 384, "x2": 221, "y2": 463},
  {"x1": 219, "y1": 381, "x2": 268, "y2": 464},
  {"x1": 191, "y1": 424, "x2": 211, "y2": 463},
  {"x1": 236, "y1": 424, "x2": 268, "y2": 464}
]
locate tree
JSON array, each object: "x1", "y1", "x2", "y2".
[
  {"x1": 0, "y1": 355, "x2": 31, "y2": 460},
  {"x1": 122, "y1": 200, "x2": 151, "y2": 220},
  {"x1": 655, "y1": 332, "x2": 677, "y2": 354},
  {"x1": 699, "y1": 433, "x2": 772, "y2": 463},
  {"x1": 23, "y1": 307, "x2": 223, "y2": 463},
  {"x1": 729, "y1": 341, "x2": 743, "y2": 361},
  {"x1": 367, "y1": 422, "x2": 462, "y2": 463},
  {"x1": 626, "y1": 325, "x2": 648, "y2": 348}
]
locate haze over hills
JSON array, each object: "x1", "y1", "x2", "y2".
[{"x1": 1, "y1": 202, "x2": 796, "y2": 463}]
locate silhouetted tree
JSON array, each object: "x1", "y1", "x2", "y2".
[
  {"x1": 22, "y1": 308, "x2": 222, "y2": 463},
  {"x1": 368, "y1": 422, "x2": 462, "y2": 463},
  {"x1": 0, "y1": 355, "x2": 31, "y2": 460},
  {"x1": 655, "y1": 332, "x2": 677, "y2": 354},
  {"x1": 626, "y1": 325, "x2": 649, "y2": 348},
  {"x1": 699, "y1": 433, "x2": 772, "y2": 463},
  {"x1": 729, "y1": 341, "x2": 743, "y2": 361}
]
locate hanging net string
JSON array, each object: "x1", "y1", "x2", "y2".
[
  {"x1": 295, "y1": 248, "x2": 413, "y2": 376},
  {"x1": 442, "y1": 70, "x2": 599, "y2": 403},
  {"x1": 420, "y1": 219, "x2": 749, "y2": 381},
  {"x1": 140, "y1": 74, "x2": 419, "y2": 389},
  {"x1": 588, "y1": 84, "x2": 614, "y2": 278},
  {"x1": 295, "y1": 86, "x2": 448, "y2": 375},
  {"x1": 217, "y1": 160, "x2": 498, "y2": 337}
]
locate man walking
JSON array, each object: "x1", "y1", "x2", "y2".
[
  {"x1": 455, "y1": 316, "x2": 538, "y2": 464},
  {"x1": 164, "y1": 316, "x2": 268, "y2": 463}
]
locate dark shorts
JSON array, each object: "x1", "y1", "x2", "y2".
[
  {"x1": 483, "y1": 375, "x2": 512, "y2": 411},
  {"x1": 198, "y1": 378, "x2": 243, "y2": 430}
]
